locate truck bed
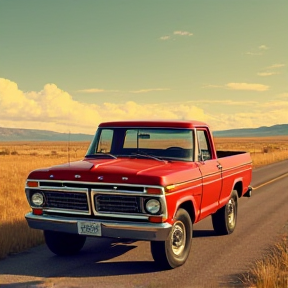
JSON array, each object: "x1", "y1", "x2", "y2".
[{"x1": 216, "y1": 150, "x2": 247, "y2": 158}]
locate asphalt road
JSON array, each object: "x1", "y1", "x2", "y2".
[{"x1": 1, "y1": 160, "x2": 288, "y2": 288}]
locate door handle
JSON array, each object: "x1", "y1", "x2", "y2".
[{"x1": 217, "y1": 164, "x2": 222, "y2": 170}]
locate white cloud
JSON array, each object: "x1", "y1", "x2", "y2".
[
  {"x1": 173, "y1": 31, "x2": 193, "y2": 36},
  {"x1": 130, "y1": 88, "x2": 170, "y2": 94},
  {"x1": 77, "y1": 88, "x2": 120, "y2": 93},
  {"x1": 160, "y1": 31, "x2": 193, "y2": 41},
  {"x1": 258, "y1": 45, "x2": 269, "y2": 50},
  {"x1": 245, "y1": 52, "x2": 263, "y2": 56},
  {"x1": 77, "y1": 88, "x2": 105, "y2": 93},
  {"x1": 208, "y1": 100, "x2": 288, "y2": 130},
  {"x1": 213, "y1": 109, "x2": 288, "y2": 131},
  {"x1": 193, "y1": 100, "x2": 258, "y2": 106},
  {"x1": 0, "y1": 79, "x2": 200, "y2": 133},
  {"x1": 266, "y1": 63, "x2": 285, "y2": 69},
  {"x1": 257, "y1": 72, "x2": 279, "y2": 77},
  {"x1": 259, "y1": 101, "x2": 288, "y2": 110},
  {"x1": 1, "y1": 78, "x2": 287, "y2": 134},
  {"x1": 160, "y1": 36, "x2": 170, "y2": 41},
  {"x1": 0, "y1": 78, "x2": 42, "y2": 119},
  {"x1": 204, "y1": 83, "x2": 270, "y2": 92},
  {"x1": 0, "y1": 78, "x2": 102, "y2": 133},
  {"x1": 245, "y1": 44, "x2": 269, "y2": 56},
  {"x1": 257, "y1": 63, "x2": 285, "y2": 77},
  {"x1": 225, "y1": 83, "x2": 269, "y2": 91}
]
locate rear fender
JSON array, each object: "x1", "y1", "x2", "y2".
[{"x1": 219, "y1": 178, "x2": 242, "y2": 207}]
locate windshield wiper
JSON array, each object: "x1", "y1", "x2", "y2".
[
  {"x1": 131, "y1": 152, "x2": 166, "y2": 162},
  {"x1": 85, "y1": 153, "x2": 117, "y2": 159}
]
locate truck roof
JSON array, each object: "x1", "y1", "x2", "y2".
[{"x1": 98, "y1": 120, "x2": 209, "y2": 129}]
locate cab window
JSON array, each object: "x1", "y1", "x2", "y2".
[
  {"x1": 96, "y1": 129, "x2": 113, "y2": 153},
  {"x1": 197, "y1": 130, "x2": 212, "y2": 161}
]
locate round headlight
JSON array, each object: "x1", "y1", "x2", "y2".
[
  {"x1": 145, "y1": 199, "x2": 161, "y2": 214},
  {"x1": 31, "y1": 192, "x2": 44, "y2": 206}
]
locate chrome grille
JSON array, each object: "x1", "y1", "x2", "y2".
[
  {"x1": 95, "y1": 195, "x2": 141, "y2": 213},
  {"x1": 44, "y1": 191, "x2": 88, "y2": 211}
]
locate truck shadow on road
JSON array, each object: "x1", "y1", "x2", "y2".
[
  {"x1": 0, "y1": 238, "x2": 163, "y2": 281},
  {"x1": 0, "y1": 230, "x2": 220, "y2": 286},
  {"x1": 193, "y1": 229, "x2": 217, "y2": 237}
]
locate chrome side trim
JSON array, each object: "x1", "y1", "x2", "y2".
[
  {"x1": 220, "y1": 162, "x2": 253, "y2": 173},
  {"x1": 221, "y1": 167, "x2": 252, "y2": 180},
  {"x1": 165, "y1": 177, "x2": 202, "y2": 189},
  {"x1": 201, "y1": 167, "x2": 252, "y2": 186},
  {"x1": 165, "y1": 183, "x2": 202, "y2": 195},
  {"x1": 164, "y1": 167, "x2": 252, "y2": 192}
]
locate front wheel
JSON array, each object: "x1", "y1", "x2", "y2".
[
  {"x1": 44, "y1": 230, "x2": 86, "y2": 256},
  {"x1": 212, "y1": 190, "x2": 238, "y2": 235},
  {"x1": 150, "y1": 208, "x2": 192, "y2": 269}
]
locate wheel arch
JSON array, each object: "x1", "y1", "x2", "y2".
[
  {"x1": 177, "y1": 200, "x2": 196, "y2": 224},
  {"x1": 233, "y1": 180, "x2": 243, "y2": 199}
]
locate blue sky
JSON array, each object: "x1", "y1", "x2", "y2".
[{"x1": 0, "y1": 0, "x2": 287, "y2": 134}]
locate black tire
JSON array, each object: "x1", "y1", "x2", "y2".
[
  {"x1": 150, "y1": 208, "x2": 192, "y2": 269},
  {"x1": 212, "y1": 190, "x2": 238, "y2": 235},
  {"x1": 44, "y1": 230, "x2": 86, "y2": 256}
]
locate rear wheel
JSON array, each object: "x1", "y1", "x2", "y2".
[
  {"x1": 44, "y1": 230, "x2": 86, "y2": 256},
  {"x1": 212, "y1": 190, "x2": 238, "y2": 235},
  {"x1": 150, "y1": 208, "x2": 192, "y2": 269}
]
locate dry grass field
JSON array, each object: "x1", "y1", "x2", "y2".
[
  {"x1": 241, "y1": 235, "x2": 288, "y2": 288},
  {"x1": 0, "y1": 137, "x2": 288, "y2": 287},
  {"x1": 0, "y1": 141, "x2": 89, "y2": 259},
  {"x1": 214, "y1": 136, "x2": 288, "y2": 168}
]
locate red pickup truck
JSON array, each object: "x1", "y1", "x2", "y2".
[{"x1": 25, "y1": 120, "x2": 252, "y2": 269}]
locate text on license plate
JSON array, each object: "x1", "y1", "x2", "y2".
[{"x1": 77, "y1": 221, "x2": 102, "y2": 236}]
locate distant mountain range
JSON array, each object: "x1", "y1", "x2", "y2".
[
  {"x1": 213, "y1": 124, "x2": 288, "y2": 137},
  {"x1": 0, "y1": 127, "x2": 94, "y2": 141},
  {"x1": 0, "y1": 124, "x2": 287, "y2": 141}
]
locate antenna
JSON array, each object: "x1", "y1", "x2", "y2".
[{"x1": 67, "y1": 130, "x2": 71, "y2": 165}]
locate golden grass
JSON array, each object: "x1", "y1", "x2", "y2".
[
  {"x1": 214, "y1": 136, "x2": 288, "y2": 168},
  {"x1": 0, "y1": 141, "x2": 89, "y2": 259},
  {"x1": 241, "y1": 235, "x2": 288, "y2": 288},
  {"x1": 0, "y1": 137, "x2": 288, "y2": 270}
]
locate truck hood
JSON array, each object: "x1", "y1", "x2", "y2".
[{"x1": 28, "y1": 158, "x2": 200, "y2": 187}]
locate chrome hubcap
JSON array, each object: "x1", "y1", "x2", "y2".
[
  {"x1": 171, "y1": 221, "x2": 186, "y2": 255},
  {"x1": 227, "y1": 198, "x2": 235, "y2": 225}
]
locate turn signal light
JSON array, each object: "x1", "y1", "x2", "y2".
[
  {"x1": 146, "y1": 188, "x2": 162, "y2": 195},
  {"x1": 27, "y1": 181, "x2": 39, "y2": 187},
  {"x1": 148, "y1": 216, "x2": 163, "y2": 223},
  {"x1": 165, "y1": 185, "x2": 176, "y2": 193},
  {"x1": 32, "y1": 208, "x2": 43, "y2": 215}
]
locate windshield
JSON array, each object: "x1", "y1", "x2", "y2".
[{"x1": 86, "y1": 128, "x2": 194, "y2": 161}]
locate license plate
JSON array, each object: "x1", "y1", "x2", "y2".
[{"x1": 77, "y1": 221, "x2": 102, "y2": 236}]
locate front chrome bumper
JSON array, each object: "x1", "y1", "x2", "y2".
[{"x1": 25, "y1": 212, "x2": 172, "y2": 241}]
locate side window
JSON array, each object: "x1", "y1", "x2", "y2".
[
  {"x1": 97, "y1": 129, "x2": 113, "y2": 153},
  {"x1": 197, "y1": 130, "x2": 212, "y2": 161}
]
